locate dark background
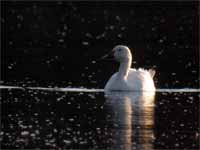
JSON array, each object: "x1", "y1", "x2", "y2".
[{"x1": 1, "y1": 1, "x2": 199, "y2": 88}]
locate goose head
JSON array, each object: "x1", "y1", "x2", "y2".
[{"x1": 113, "y1": 45, "x2": 132, "y2": 63}]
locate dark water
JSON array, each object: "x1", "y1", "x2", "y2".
[
  {"x1": 1, "y1": 88, "x2": 199, "y2": 149},
  {"x1": 1, "y1": 1, "x2": 199, "y2": 89}
]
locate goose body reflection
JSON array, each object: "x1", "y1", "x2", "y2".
[
  {"x1": 104, "y1": 91, "x2": 155, "y2": 150},
  {"x1": 104, "y1": 45, "x2": 156, "y2": 91}
]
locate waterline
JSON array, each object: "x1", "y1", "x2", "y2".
[{"x1": 0, "y1": 85, "x2": 200, "y2": 93}]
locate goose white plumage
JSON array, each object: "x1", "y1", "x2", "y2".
[{"x1": 104, "y1": 45, "x2": 156, "y2": 91}]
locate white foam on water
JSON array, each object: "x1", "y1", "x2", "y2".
[
  {"x1": 0, "y1": 85, "x2": 199, "y2": 93},
  {"x1": 0, "y1": 86, "x2": 24, "y2": 89}
]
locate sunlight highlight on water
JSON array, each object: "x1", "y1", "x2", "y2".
[{"x1": 0, "y1": 85, "x2": 199, "y2": 92}]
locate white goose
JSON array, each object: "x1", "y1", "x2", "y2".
[{"x1": 104, "y1": 45, "x2": 156, "y2": 91}]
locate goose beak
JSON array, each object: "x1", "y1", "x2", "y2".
[{"x1": 99, "y1": 49, "x2": 114, "y2": 60}]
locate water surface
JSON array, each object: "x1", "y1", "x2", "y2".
[{"x1": 1, "y1": 87, "x2": 199, "y2": 149}]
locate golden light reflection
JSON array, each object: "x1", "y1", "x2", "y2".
[{"x1": 105, "y1": 91, "x2": 155, "y2": 150}]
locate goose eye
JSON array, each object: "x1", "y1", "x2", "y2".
[{"x1": 118, "y1": 48, "x2": 122, "y2": 52}]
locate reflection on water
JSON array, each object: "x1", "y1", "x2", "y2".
[
  {"x1": 105, "y1": 91, "x2": 155, "y2": 150},
  {"x1": 0, "y1": 87, "x2": 199, "y2": 149}
]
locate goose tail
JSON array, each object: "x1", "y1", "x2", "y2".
[{"x1": 149, "y1": 69, "x2": 156, "y2": 78}]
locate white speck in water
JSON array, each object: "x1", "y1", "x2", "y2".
[
  {"x1": 172, "y1": 73, "x2": 176, "y2": 76},
  {"x1": 53, "y1": 128, "x2": 58, "y2": 133},
  {"x1": 30, "y1": 133, "x2": 36, "y2": 137},
  {"x1": 34, "y1": 113, "x2": 38, "y2": 116},
  {"x1": 80, "y1": 140, "x2": 88, "y2": 145},
  {"x1": 160, "y1": 18, "x2": 165, "y2": 23},
  {"x1": 152, "y1": 27, "x2": 156, "y2": 31},
  {"x1": 21, "y1": 131, "x2": 29, "y2": 136},
  {"x1": 188, "y1": 96, "x2": 193, "y2": 100},
  {"x1": 159, "y1": 39, "x2": 164, "y2": 43},
  {"x1": 82, "y1": 41, "x2": 89, "y2": 45},
  {"x1": 63, "y1": 140, "x2": 71, "y2": 145},
  {"x1": 81, "y1": 73, "x2": 85, "y2": 77},
  {"x1": 58, "y1": 39, "x2": 64, "y2": 43},
  {"x1": 96, "y1": 32, "x2": 106, "y2": 39},
  {"x1": 17, "y1": 14, "x2": 24, "y2": 21},
  {"x1": 9, "y1": 41, "x2": 13, "y2": 45},
  {"x1": 109, "y1": 25, "x2": 114, "y2": 30},
  {"x1": 175, "y1": 143, "x2": 179, "y2": 147},
  {"x1": 117, "y1": 34, "x2": 122, "y2": 38},
  {"x1": 121, "y1": 26, "x2": 126, "y2": 30},
  {"x1": 63, "y1": 24, "x2": 68, "y2": 30},
  {"x1": 35, "y1": 130, "x2": 40, "y2": 135},
  {"x1": 116, "y1": 15, "x2": 121, "y2": 21},
  {"x1": 8, "y1": 66, "x2": 12, "y2": 69},
  {"x1": 191, "y1": 70, "x2": 196, "y2": 73},
  {"x1": 0, "y1": 132, "x2": 4, "y2": 136},
  {"x1": 158, "y1": 49, "x2": 164, "y2": 55},
  {"x1": 73, "y1": 137, "x2": 78, "y2": 143},
  {"x1": 61, "y1": 32, "x2": 66, "y2": 36},
  {"x1": 183, "y1": 109, "x2": 188, "y2": 113},
  {"x1": 68, "y1": 118, "x2": 74, "y2": 122},
  {"x1": 85, "y1": 33, "x2": 93, "y2": 38},
  {"x1": 17, "y1": 23, "x2": 21, "y2": 28},
  {"x1": 91, "y1": 60, "x2": 96, "y2": 64},
  {"x1": 88, "y1": 94, "x2": 95, "y2": 99},
  {"x1": 179, "y1": 26, "x2": 184, "y2": 31}
]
